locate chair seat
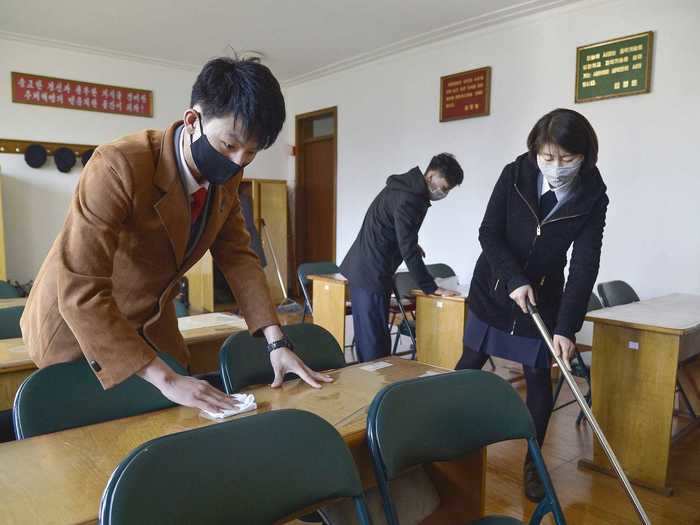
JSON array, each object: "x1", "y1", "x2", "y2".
[{"x1": 469, "y1": 516, "x2": 523, "y2": 525}]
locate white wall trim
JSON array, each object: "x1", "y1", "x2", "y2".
[
  {"x1": 282, "y1": 0, "x2": 583, "y2": 87},
  {"x1": 0, "y1": 30, "x2": 199, "y2": 72}
]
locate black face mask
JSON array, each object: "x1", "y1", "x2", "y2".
[{"x1": 189, "y1": 113, "x2": 242, "y2": 185}]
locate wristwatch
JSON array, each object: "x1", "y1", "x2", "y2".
[{"x1": 266, "y1": 336, "x2": 294, "y2": 353}]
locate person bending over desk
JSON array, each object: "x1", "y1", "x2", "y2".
[
  {"x1": 21, "y1": 57, "x2": 331, "y2": 414},
  {"x1": 341, "y1": 154, "x2": 463, "y2": 362}
]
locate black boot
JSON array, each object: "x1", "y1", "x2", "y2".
[{"x1": 523, "y1": 456, "x2": 545, "y2": 502}]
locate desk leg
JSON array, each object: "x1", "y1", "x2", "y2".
[
  {"x1": 312, "y1": 281, "x2": 347, "y2": 351},
  {"x1": 188, "y1": 338, "x2": 228, "y2": 375},
  {"x1": 415, "y1": 296, "x2": 466, "y2": 370},
  {"x1": 579, "y1": 323, "x2": 678, "y2": 494}
]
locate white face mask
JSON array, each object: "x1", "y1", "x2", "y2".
[{"x1": 537, "y1": 157, "x2": 583, "y2": 190}]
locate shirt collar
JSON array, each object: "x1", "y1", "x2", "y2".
[
  {"x1": 178, "y1": 126, "x2": 209, "y2": 196},
  {"x1": 539, "y1": 172, "x2": 576, "y2": 202}
]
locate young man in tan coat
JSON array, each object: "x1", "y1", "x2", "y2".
[{"x1": 21, "y1": 57, "x2": 331, "y2": 413}]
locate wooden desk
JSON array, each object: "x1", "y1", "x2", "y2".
[
  {"x1": 0, "y1": 357, "x2": 485, "y2": 525},
  {"x1": 308, "y1": 273, "x2": 349, "y2": 350},
  {"x1": 177, "y1": 312, "x2": 247, "y2": 374},
  {"x1": 580, "y1": 293, "x2": 700, "y2": 494},
  {"x1": 414, "y1": 291, "x2": 468, "y2": 370},
  {"x1": 0, "y1": 338, "x2": 32, "y2": 411},
  {"x1": 0, "y1": 297, "x2": 26, "y2": 309},
  {"x1": 0, "y1": 314, "x2": 247, "y2": 410}
]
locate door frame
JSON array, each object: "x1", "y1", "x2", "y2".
[{"x1": 293, "y1": 106, "x2": 338, "y2": 291}]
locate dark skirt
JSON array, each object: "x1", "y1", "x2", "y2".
[{"x1": 464, "y1": 309, "x2": 550, "y2": 369}]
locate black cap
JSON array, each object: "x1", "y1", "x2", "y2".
[
  {"x1": 54, "y1": 147, "x2": 76, "y2": 173},
  {"x1": 80, "y1": 148, "x2": 95, "y2": 167},
  {"x1": 24, "y1": 144, "x2": 47, "y2": 168}
]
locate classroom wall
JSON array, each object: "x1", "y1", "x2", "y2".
[
  {"x1": 0, "y1": 38, "x2": 287, "y2": 283},
  {"x1": 281, "y1": 0, "x2": 700, "y2": 300}
]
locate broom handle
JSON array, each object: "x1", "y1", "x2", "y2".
[
  {"x1": 260, "y1": 218, "x2": 289, "y2": 301},
  {"x1": 526, "y1": 301, "x2": 651, "y2": 525}
]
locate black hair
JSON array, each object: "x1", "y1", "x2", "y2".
[
  {"x1": 527, "y1": 108, "x2": 598, "y2": 173},
  {"x1": 190, "y1": 57, "x2": 286, "y2": 149},
  {"x1": 426, "y1": 153, "x2": 464, "y2": 187}
]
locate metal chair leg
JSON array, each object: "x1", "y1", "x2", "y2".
[{"x1": 677, "y1": 380, "x2": 698, "y2": 419}]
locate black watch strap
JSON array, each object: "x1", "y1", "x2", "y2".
[{"x1": 266, "y1": 336, "x2": 293, "y2": 353}]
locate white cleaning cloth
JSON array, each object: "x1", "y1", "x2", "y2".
[{"x1": 200, "y1": 393, "x2": 257, "y2": 420}]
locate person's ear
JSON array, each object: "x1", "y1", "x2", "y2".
[{"x1": 183, "y1": 108, "x2": 199, "y2": 136}]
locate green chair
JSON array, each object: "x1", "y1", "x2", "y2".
[
  {"x1": 13, "y1": 353, "x2": 186, "y2": 439},
  {"x1": 220, "y1": 323, "x2": 345, "y2": 394},
  {"x1": 297, "y1": 261, "x2": 345, "y2": 323},
  {"x1": 552, "y1": 293, "x2": 602, "y2": 424},
  {"x1": 367, "y1": 370, "x2": 566, "y2": 525},
  {"x1": 99, "y1": 409, "x2": 372, "y2": 525},
  {"x1": 174, "y1": 299, "x2": 189, "y2": 318},
  {"x1": 0, "y1": 305, "x2": 23, "y2": 339},
  {"x1": 0, "y1": 280, "x2": 21, "y2": 299}
]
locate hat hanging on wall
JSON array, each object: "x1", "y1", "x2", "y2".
[
  {"x1": 24, "y1": 143, "x2": 48, "y2": 168},
  {"x1": 80, "y1": 148, "x2": 95, "y2": 167},
  {"x1": 54, "y1": 147, "x2": 76, "y2": 173}
]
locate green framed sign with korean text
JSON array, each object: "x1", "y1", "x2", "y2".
[{"x1": 575, "y1": 31, "x2": 653, "y2": 103}]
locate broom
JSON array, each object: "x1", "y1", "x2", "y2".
[
  {"x1": 527, "y1": 301, "x2": 651, "y2": 525},
  {"x1": 260, "y1": 218, "x2": 303, "y2": 314}
]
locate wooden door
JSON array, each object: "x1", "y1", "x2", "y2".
[{"x1": 295, "y1": 108, "x2": 337, "y2": 292}]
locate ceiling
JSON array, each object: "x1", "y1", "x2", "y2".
[{"x1": 1, "y1": 0, "x2": 576, "y2": 85}]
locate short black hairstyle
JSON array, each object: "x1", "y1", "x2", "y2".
[
  {"x1": 190, "y1": 57, "x2": 286, "y2": 150},
  {"x1": 426, "y1": 153, "x2": 464, "y2": 187},
  {"x1": 527, "y1": 108, "x2": 599, "y2": 173}
]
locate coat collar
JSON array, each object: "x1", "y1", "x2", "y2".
[{"x1": 152, "y1": 121, "x2": 238, "y2": 269}]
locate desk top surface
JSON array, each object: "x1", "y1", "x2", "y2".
[
  {"x1": 176, "y1": 312, "x2": 247, "y2": 343},
  {"x1": 0, "y1": 297, "x2": 26, "y2": 309},
  {"x1": 413, "y1": 289, "x2": 469, "y2": 303},
  {"x1": 0, "y1": 314, "x2": 247, "y2": 373},
  {"x1": 585, "y1": 293, "x2": 700, "y2": 335},
  {"x1": 307, "y1": 273, "x2": 348, "y2": 284},
  {"x1": 0, "y1": 338, "x2": 30, "y2": 371},
  {"x1": 0, "y1": 357, "x2": 445, "y2": 525}
]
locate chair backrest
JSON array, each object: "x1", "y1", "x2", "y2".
[
  {"x1": 297, "y1": 262, "x2": 342, "y2": 313},
  {"x1": 367, "y1": 370, "x2": 565, "y2": 525},
  {"x1": 13, "y1": 353, "x2": 186, "y2": 439},
  {"x1": 100, "y1": 409, "x2": 371, "y2": 525},
  {"x1": 426, "y1": 263, "x2": 456, "y2": 280},
  {"x1": 0, "y1": 281, "x2": 21, "y2": 299},
  {"x1": 597, "y1": 280, "x2": 640, "y2": 307},
  {"x1": 587, "y1": 292, "x2": 604, "y2": 311},
  {"x1": 0, "y1": 306, "x2": 24, "y2": 339},
  {"x1": 393, "y1": 271, "x2": 419, "y2": 301},
  {"x1": 297, "y1": 261, "x2": 342, "y2": 287},
  {"x1": 393, "y1": 263, "x2": 457, "y2": 301},
  {"x1": 220, "y1": 323, "x2": 345, "y2": 394},
  {"x1": 368, "y1": 370, "x2": 534, "y2": 479}
]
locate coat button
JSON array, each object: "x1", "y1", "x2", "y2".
[{"x1": 89, "y1": 360, "x2": 102, "y2": 373}]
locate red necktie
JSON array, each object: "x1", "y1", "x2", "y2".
[{"x1": 191, "y1": 187, "x2": 208, "y2": 224}]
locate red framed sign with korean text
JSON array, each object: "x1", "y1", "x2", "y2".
[
  {"x1": 11, "y1": 72, "x2": 153, "y2": 117},
  {"x1": 439, "y1": 66, "x2": 491, "y2": 122}
]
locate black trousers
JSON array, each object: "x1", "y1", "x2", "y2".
[
  {"x1": 349, "y1": 286, "x2": 391, "y2": 362},
  {"x1": 456, "y1": 346, "x2": 553, "y2": 447}
]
